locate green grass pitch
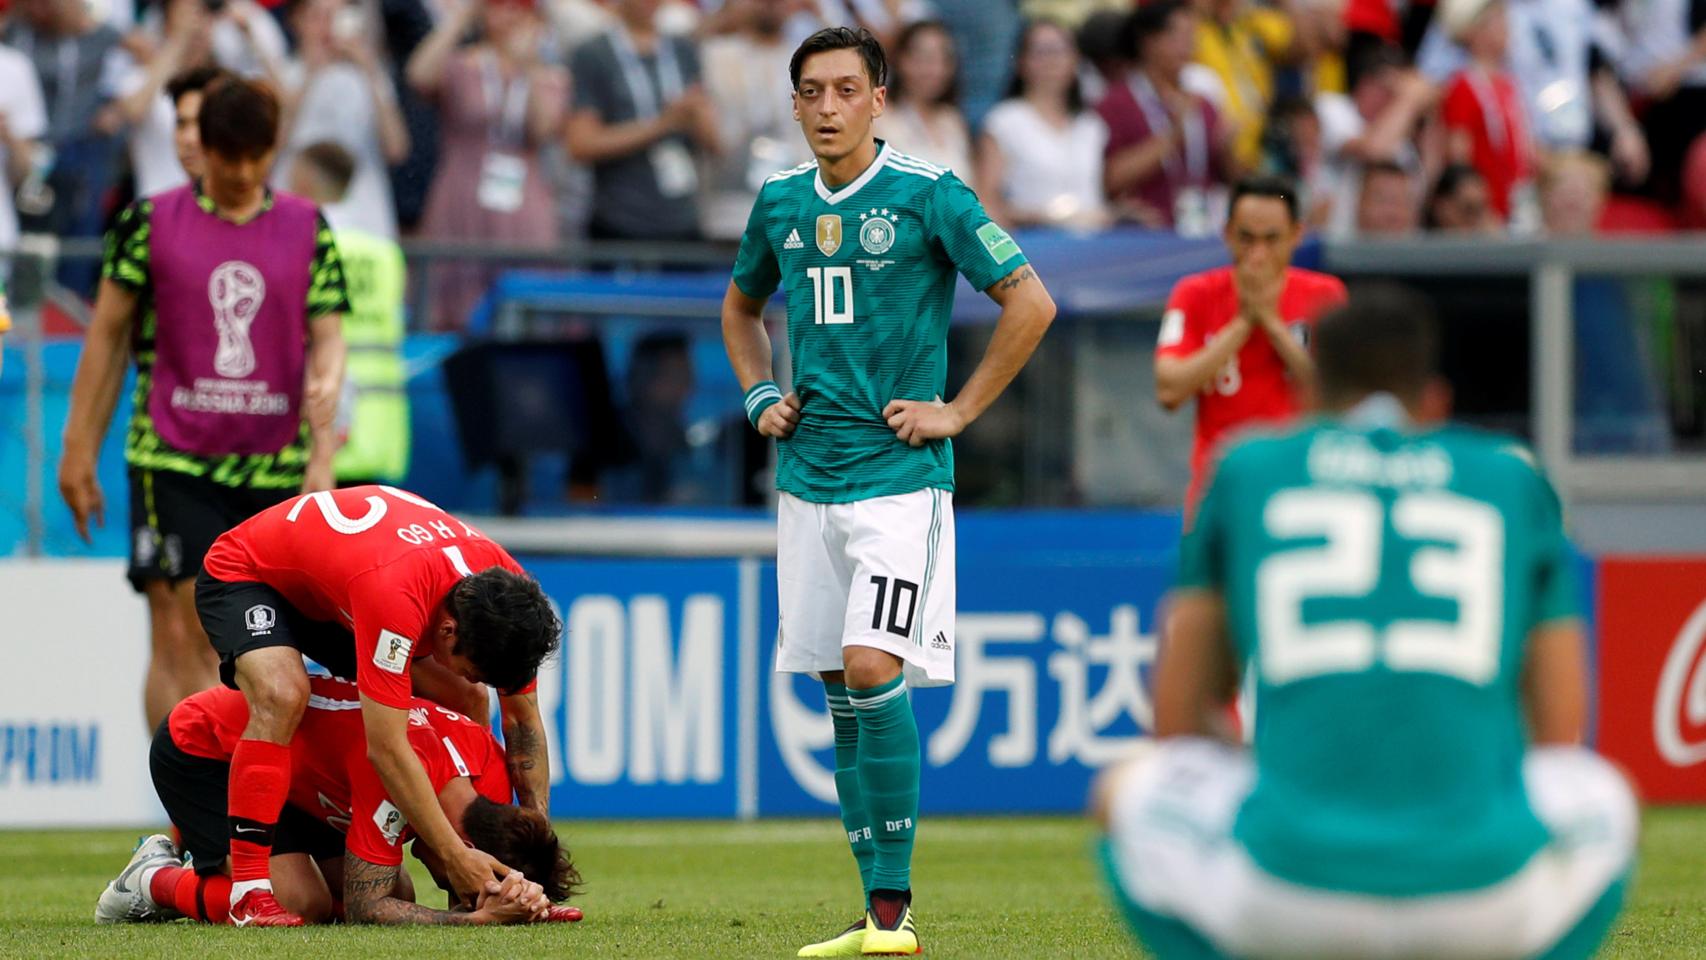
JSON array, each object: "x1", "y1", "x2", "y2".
[{"x1": 2, "y1": 811, "x2": 1703, "y2": 959}]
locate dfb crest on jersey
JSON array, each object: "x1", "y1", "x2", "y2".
[
  {"x1": 859, "y1": 208, "x2": 896, "y2": 255},
  {"x1": 244, "y1": 604, "x2": 277, "y2": 635},
  {"x1": 815, "y1": 214, "x2": 842, "y2": 256}
]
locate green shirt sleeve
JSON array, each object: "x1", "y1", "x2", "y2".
[
  {"x1": 730, "y1": 187, "x2": 780, "y2": 300},
  {"x1": 307, "y1": 211, "x2": 353, "y2": 319},
  {"x1": 924, "y1": 173, "x2": 1027, "y2": 292},
  {"x1": 102, "y1": 200, "x2": 153, "y2": 292},
  {"x1": 1527, "y1": 462, "x2": 1580, "y2": 627},
  {"x1": 1175, "y1": 449, "x2": 1231, "y2": 591}
]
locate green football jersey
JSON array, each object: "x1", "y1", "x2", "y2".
[
  {"x1": 1177, "y1": 418, "x2": 1580, "y2": 897},
  {"x1": 730, "y1": 142, "x2": 1027, "y2": 503}
]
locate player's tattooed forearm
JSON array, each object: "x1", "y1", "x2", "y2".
[
  {"x1": 507, "y1": 722, "x2": 542, "y2": 772},
  {"x1": 996, "y1": 267, "x2": 1036, "y2": 292},
  {"x1": 344, "y1": 852, "x2": 479, "y2": 925}
]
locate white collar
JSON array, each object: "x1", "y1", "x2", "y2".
[
  {"x1": 815, "y1": 141, "x2": 891, "y2": 205},
  {"x1": 1342, "y1": 392, "x2": 1412, "y2": 430}
]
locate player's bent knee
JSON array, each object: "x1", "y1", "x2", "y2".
[
  {"x1": 271, "y1": 853, "x2": 334, "y2": 922},
  {"x1": 843, "y1": 645, "x2": 903, "y2": 690},
  {"x1": 1091, "y1": 740, "x2": 1166, "y2": 829},
  {"x1": 236, "y1": 651, "x2": 311, "y2": 732}
]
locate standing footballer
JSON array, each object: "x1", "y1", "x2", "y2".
[
  {"x1": 721, "y1": 26, "x2": 1055, "y2": 958},
  {"x1": 1154, "y1": 175, "x2": 1346, "y2": 517}
]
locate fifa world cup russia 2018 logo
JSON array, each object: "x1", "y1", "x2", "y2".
[{"x1": 209, "y1": 260, "x2": 267, "y2": 379}]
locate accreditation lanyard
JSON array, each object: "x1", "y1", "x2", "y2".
[
  {"x1": 1130, "y1": 72, "x2": 1207, "y2": 188},
  {"x1": 609, "y1": 22, "x2": 683, "y2": 120},
  {"x1": 1465, "y1": 69, "x2": 1529, "y2": 168},
  {"x1": 479, "y1": 51, "x2": 532, "y2": 148},
  {"x1": 14, "y1": 32, "x2": 83, "y2": 125}
]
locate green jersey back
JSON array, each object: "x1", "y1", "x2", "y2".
[
  {"x1": 730, "y1": 142, "x2": 1027, "y2": 503},
  {"x1": 1177, "y1": 419, "x2": 1580, "y2": 897}
]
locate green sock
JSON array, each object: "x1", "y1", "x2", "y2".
[
  {"x1": 825, "y1": 683, "x2": 876, "y2": 899},
  {"x1": 848, "y1": 674, "x2": 919, "y2": 894}
]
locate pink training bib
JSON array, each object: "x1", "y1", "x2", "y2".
[{"x1": 146, "y1": 185, "x2": 318, "y2": 457}]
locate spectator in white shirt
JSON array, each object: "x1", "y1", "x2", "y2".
[
  {"x1": 874, "y1": 19, "x2": 972, "y2": 174},
  {"x1": 1614, "y1": 0, "x2": 1706, "y2": 205},
  {"x1": 103, "y1": 0, "x2": 286, "y2": 199},
  {"x1": 699, "y1": 0, "x2": 812, "y2": 240},
  {"x1": 975, "y1": 19, "x2": 1110, "y2": 230},
  {"x1": 273, "y1": 0, "x2": 412, "y2": 239},
  {"x1": 5, "y1": 0, "x2": 128, "y2": 291},
  {"x1": 1314, "y1": 44, "x2": 1435, "y2": 236},
  {"x1": 0, "y1": 39, "x2": 48, "y2": 277}
]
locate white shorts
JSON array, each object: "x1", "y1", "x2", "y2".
[
  {"x1": 1104, "y1": 738, "x2": 1637, "y2": 960},
  {"x1": 775, "y1": 489, "x2": 955, "y2": 686}
]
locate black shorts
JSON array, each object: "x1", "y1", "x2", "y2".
[
  {"x1": 128, "y1": 468, "x2": 293, "y2": 593},
  {"x1": 196, "y1": 572, "x2": 359, "y2": 689},
  {"x1": 149, "y1": 720, "x2": 346, "y2": 874}
]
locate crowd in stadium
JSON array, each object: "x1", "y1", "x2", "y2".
[{"x1": 2, "y1": 0, "x2": 1704, "y2": 319}]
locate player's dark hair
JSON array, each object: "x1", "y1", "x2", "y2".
[
  {"x1": 166, "y1": 65, "x2": 229, "y2": 107},
  {"x1": 298, "y1": 140, "x2": 357, "y2": 201},
  {"x1": 448, "y1": 568, "x2": 561, "y2": 695},
  {"x1": 790, "y1": 25, "x2": 887, "y2": 91},
  {"x1": 1004, "y1": 19, "x2": 1084, "y2": 115},
  {"x1": 462, "y1": 797, "x2": 581, "y2": 903},
  {"x1": 1229, "y1": 174, "x2": 1300, "y2": 223},
  {"x1": 198, "y1": 75, "x2": 280, "y2": 159},
  {"x1": 888, "y1": 20, "x2": 960, "y2": 107},
  {"x1": 1124, "y1": 0, "x2": 1187, "y2": 62},
  {"x1": 1313, "y1": 283, "x2": 1440, "y2": 408}
]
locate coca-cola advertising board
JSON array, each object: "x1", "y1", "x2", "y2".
[{"x1": 1597, "y1": 558, "x2": 1706, "y2": 803}]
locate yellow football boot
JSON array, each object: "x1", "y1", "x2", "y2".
[
  {"x1": 798, "y1": 917, "x2": 868, "y2": 957},
  {"x1": 860, "y1": 902, "x2": 920, "y2": 955}
]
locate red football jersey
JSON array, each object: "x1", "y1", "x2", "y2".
[
  {"x1": 420, "y1": 699, "x2": 514, "y2": 808},
  {"x1": 169, "y1": 677, "x2": 512, "y2": 866},
  {"x1": 202, "y1": 485, "x2": 528, "y2": 709},
  {"x1": 1441, "y1": 69, "x2": 1533, "y2": 220},
  {"x1": 1156, "y1": 266, "x2": 1347, "y2": 511}
]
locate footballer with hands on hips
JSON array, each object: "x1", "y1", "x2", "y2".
[
  {"x1": 721, "y1": 25, "x2": 1056, "y2": 958},
  {"x1": 194, "y1": 484, "x2": 559, "y2": 926}
]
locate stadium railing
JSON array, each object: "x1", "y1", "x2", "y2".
[
  {"x1": 7, "y1": 233, "x2": 1706, "y2": 556},
  {"x1": 1325, "y1": 237, "x2": 1706, "y2": 500}
]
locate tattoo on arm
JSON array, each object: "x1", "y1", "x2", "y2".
[
  {"x1": 995, "y1": 267, "x2": 1036, "y2": 292},
  {"x1": 504, "y1": 721, "x2": 545, "y2": 807},
  {"x1": 507, "y1": 723, "x2": 539, "y2": 768},
  {"x1": 344, "y1": 852, "x2": 481, "y2": 926}
]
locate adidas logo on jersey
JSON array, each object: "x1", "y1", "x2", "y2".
[
  {"x1": 930, "y1": 631, "x2": 950, "y2": 650},
  {"x1": 784, "y1": 228, "x2": 805, "y2": 250}
]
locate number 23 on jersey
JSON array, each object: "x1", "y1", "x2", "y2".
[{"x1": 1256, "y1": 487, "x2": 1503, "y2": 687}]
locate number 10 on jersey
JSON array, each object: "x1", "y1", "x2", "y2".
[{"x1": 807, "y1": 266, "x2": 854, "y2": 325}]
